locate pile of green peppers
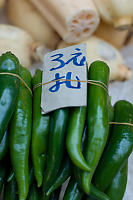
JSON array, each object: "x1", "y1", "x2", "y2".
[{"x1": 0, "y1": 52, "x2": 133, "y2": 200}]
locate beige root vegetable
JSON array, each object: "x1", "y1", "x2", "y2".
[
  {"x1": 95, "y1": 22, "x2": 128, "y2": 49},
  {"x1": 93, "y1": 0, "x2": 133, "y2": 30},
  {"x1": 57, "y1": 36, "x2": 132, "y2": 81},
  {"x1": 0, "y1": 0, "x2": 6, "y2": 9},
  {"x1": 124, "y1": 26, "x2": 133, "y2": 46},
  {"x1": 30, "y1": 0, "x2": 100, "y2": 43},
  {"x1": 6, "y1": 0, "x2": 60, "y2": 49},
  {"x1": 0, "y1": 24, "x2": 36, "y2": 68},
  {"x1": 31, "y1": 43, "x2": 51, "y2": 62}
]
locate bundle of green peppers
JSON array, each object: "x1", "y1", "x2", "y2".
[{"x1": 0, "y1": 52, "x2": 133, "y2": 200}]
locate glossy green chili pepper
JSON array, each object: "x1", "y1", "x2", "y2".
[
  {"x1": 27, "y1": 182, "x2": 41, "y2": 200},
  {"x1": 66, "y1": 106, "x2": 90, "y2": 172},
  {"x1": 9, "y1": 66, "x2": 32, "y2": 200},
  {"x1": 7, "y1": 170, "x2": 15, "y2": 182},
  {"x1": 43, "y1": 108, "x2": 69, "y2": 192},
  {"x1": 3, "y1": 175, "x2": 18, "y2": 200},
  {"x1": 85, "y1": 196, "x2": 97, "y2": 200},
  {"x1": 0, "y1": 160, "x2": 6, "y2": 194},
  {"x1": 63, "y1": 177, "x2": 83, "y2": 200},
  {"x1": 106, "y1": 160, "x2": 128, "y2": 200},
  {"x1": 0, "y1": 129, "x2": 8, "y2": 160},
  {"x1": 46, "y1": 157, "x2": 71, "y2": 196},
  {"x1": 90, "y1": 185, "x2": 110, "y2": 200},
  {"x1": 7, "y1": 166, "x2": 34, "y2": 192},
  {"x1": 93, "y1": 100, "x2": 133, "y2": 191},
  {"x1": 72, "y1": 125, "x2": 86, "y2": 187},
  {"x1": 72, "y1": 125, "x2": 110, "y2": 200},
  {"x1": 108, "y1": 96, "x2": 114, "y2": 136},
  {"x1": 49, "y1": 194, "x2": 58, "y2": 200},
  {"x1": 29, "y1": 165, "x2": 34, "y2": 188},
  {"x1": 8, "y1": 162, "x2": 34, "y2": 186},
  {"x1": 109, "y1": 97, "x2": 114, "y2": 124},
  {"x1": 73, "y1": 165, "x2": 110, "y2": 200},
  {"x1": 32, "y1": 69, "x2": 50, "y2": 187},
  {"x1": 82, "y1": 61, "x2": 110, "y2": 194},
  {"x1": 49, "y1": 188, "x2": 61, "y2": 200},
  {"x1": 0, "y1": 52, "x2": 20, "y2": 141}
]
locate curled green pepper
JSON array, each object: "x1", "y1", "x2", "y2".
[
  {"x1": 72, "y1": 126, "x2": 110, "y2": 200},
  {"x1": 66, "y1": 106, "x2": 90, "y2": 172}
]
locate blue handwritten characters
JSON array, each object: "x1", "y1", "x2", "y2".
[
  {"x1": 49, "y1": 72, "x2": 81, "y2": 92},
  {"x1": 50, "y1": 48, "x2": 86, "y2": 71},
  {"x1": 49, "y1": 47, "x2": 85, "y2": 93}
]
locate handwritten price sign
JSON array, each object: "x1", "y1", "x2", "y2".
[{"x1": 41, "y1": 44, "x2": 87, "y2": 114}]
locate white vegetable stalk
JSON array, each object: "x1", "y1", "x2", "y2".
[
  {"x1": 31, "y1": 43, "x2": 51, "y2": 62},
  {"x1": 0, "y1": 0, "x2": 6, "y2": 9},
  {"x1": 57, "y1": 36, "x2": 132, "y2": 81},
  {"x1": 0, "y1": 24, "x2": 35, "y2": 68},
  {"x1": 124, "y1": 26, "x2": 133, "y2": 46},
  {"x1": 30, "y1": 0, "x2": 100, "y2": 43},
  {"x1": 6, "y1": 0, "x2": 60, "y2": 49},
  {"x1": 94, "y1": 22, "x2": 128, "y2": 49},
  {"x1": 93, "y1": 0, "x2": 133, "y2": 30}
]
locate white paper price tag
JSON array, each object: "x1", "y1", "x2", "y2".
[{"x1": 41, "y1": 44, "x2": 87, "y2": 114}]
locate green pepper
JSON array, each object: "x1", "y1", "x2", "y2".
[
  {"x1": 46, "y1": 157, "x2": 71, "y2": 196},
  {"x1": 49, "y1": 188, "x2": 61, "y2": 200},
  {"x1": 93, "y1": 100, "x2": 133, "y2": 191},
  {"x1": 72, "y1": 123, "x2": 110, "y2": 200},
  {"x1": 85, "y1": 196, "x2": 97, "y2": 200},
  {"x1": 105, "y1": 160, "x2": 128, "y2": 200},
  {"x1": 73, "y1": 164, "x2": 110, "y2": 200},
  {"x1": 0, "y1": 129, "x2": 8, "y2": 160},
  {"x1": 66, "y1": 106, "x2": 90, "y2": 172},
  {"x1": 63, "y1": 177, "x2": 83, "y2": 200},
  {"x1": 103, "y1": 97, "x2": 114, "y2": 147},
  {"x1": 43, "y1": 108, "x2": 69, "y2": 192},
  {"x1": 32, "y1": 69, "x2": 50, "y2": 187},
  {"x1": 0, "y1": 160, "x2": 6, "y2": 194},
  {"x1": 3, "y1": 175, "x2": 18, "y2": 200},
  {"x1": 89, "y1": 185, "x2": 110, "y2": 200},
  {"x1": 29, "y1": 165, "x2": 34, "y2": 188},
  {"x1": 108, "y1": 96, "x2": 114, "y2": 136},
  {"x1": 108, "y1": 97, "x2": 114, "y2": 125},
  {"x1": 5, "y1": 166, "x2": 34, "y2": 199},
  {"x1": 9, "y1": 66, "x2": 32, "y2": 200},
  {"x1": 0, "y1": 52, "x2": 20, "y2": 141},
  {"x1": 82, "y1": 61, "x2": 110, "y2": 194},
  {"x1": 7, "y1": 170, "x2": 15, "y2": 182},
  {"x1": 27, "y1": 182, "x2": 41, "y2": 200},
  {"x1": 7, "y1": 168, "x2": 33, "y2": 186},
  {"x1": 72, "y1": 126, "x2": 87, "y2": 187}
]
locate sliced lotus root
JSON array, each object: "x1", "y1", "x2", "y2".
[{"x1": 30, "y1": 0, "x2": 100, "y2": 43}]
